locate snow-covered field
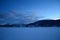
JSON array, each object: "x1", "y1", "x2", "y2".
[{"x1": 0, "y1": 27, "x2": 60, "y2": 40}]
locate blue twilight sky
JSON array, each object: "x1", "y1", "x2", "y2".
[{"x1": 0, "y1": 0, "x2": 60, "y2": 24}]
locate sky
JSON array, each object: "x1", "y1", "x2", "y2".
[{"x1": 0, "y1": 0, "x2": 60, "y2": 24}]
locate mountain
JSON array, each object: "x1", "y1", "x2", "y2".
[
  {"x1": 0, "y1": 19, "x2": 60, "y2": 27},
  {"x1": 26, "y1": 19, "x2": 60, "y2": 27}
]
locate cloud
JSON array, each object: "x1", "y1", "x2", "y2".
[{"x1": 0, "y1": 10, "x2": 44, "y2": 25}]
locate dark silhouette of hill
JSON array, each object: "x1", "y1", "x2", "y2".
[
  {"x1": 26, "y1": 19, "x2": 60, "y2": 27},
  {"x1": 0, "y1": 19, "x2": 60, "y2": 27}
]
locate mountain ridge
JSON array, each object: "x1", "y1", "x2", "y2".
[
  {"x1": 0, "y1": 19, "x2": 60, "y2": 27},
  {"x1": 26, "y1": 19, "x2": 60, "y2": 27}
]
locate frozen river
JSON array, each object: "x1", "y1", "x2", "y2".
[{"x1": 0, "y1": 27, "x2": 60, "y2": 40}]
